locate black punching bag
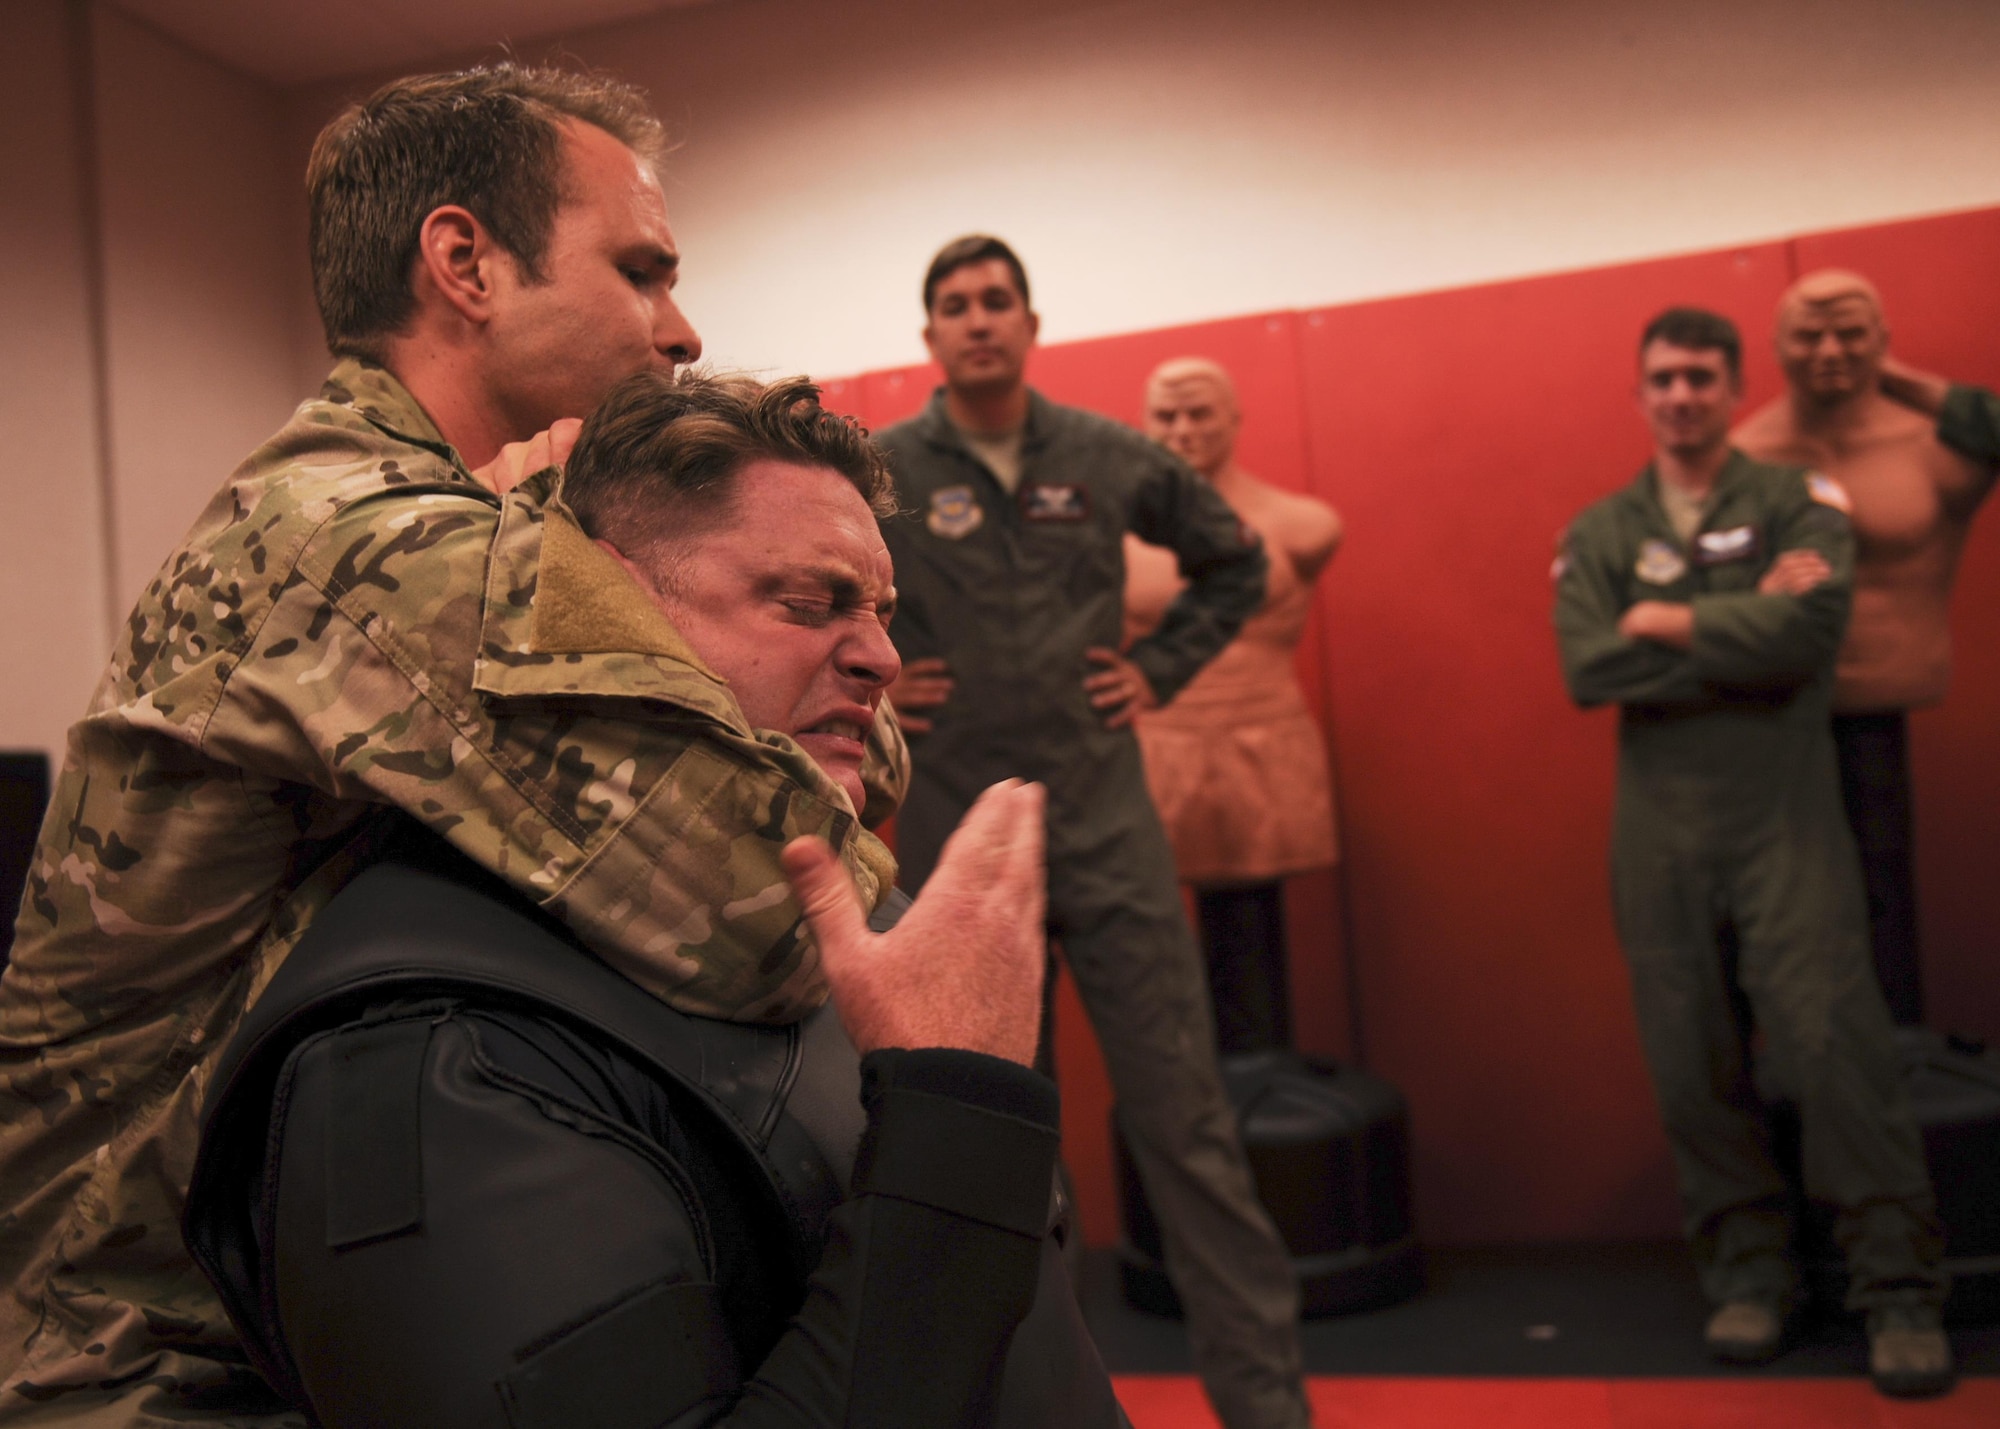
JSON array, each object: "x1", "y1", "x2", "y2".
[{"x1": 1115, "y1": 883, "x2": 1424, "y2": 1316}]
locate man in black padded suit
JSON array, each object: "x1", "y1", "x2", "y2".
[{"x1": 183, "y1": 373, "x2": 1129, "y2": 1428}]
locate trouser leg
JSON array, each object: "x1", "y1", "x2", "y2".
[
  {"x1": 1056, "y1": 816, "x2": 1308, "y2": 1429},
  {"x1": 1731, "y1": 819, "x2": 1945, "y2": 1315},
  {"x1": 1195, "y1": 882, "x2": 1291, "y2": 1054},
  {"x1": 1611, "y1": 839, "x2": 1794, "y2": 1308},
  {"x1": 1831, "y1": 713, "x2": 1924, "y2": 1025}
]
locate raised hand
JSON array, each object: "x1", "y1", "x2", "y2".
[
  {"x1": 781, "y1": 779, "x2": 1047, "y2": 1064},
  {"x1": 1082, "y1": 647, "x2": 1160, "y2": 729}
]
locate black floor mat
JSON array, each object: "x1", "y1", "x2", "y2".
[{"x1": 1080, "y1": 1241, "x2": 2000, "y2": 1377}]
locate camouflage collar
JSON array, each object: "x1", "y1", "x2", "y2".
[
  {"x1": 473, "y1": 485, "x2": 746, "y2": 728},
  {"x1": 319, "y1": 359, "x2": 471, "y2": 477}
]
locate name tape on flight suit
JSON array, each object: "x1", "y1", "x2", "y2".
[
  {"x1": 1692, "y1": 524, "x2": 1759, "y2": 566},
  {"x1": 1019, "y1": 484, "x2": 1091, "y2": 522}
]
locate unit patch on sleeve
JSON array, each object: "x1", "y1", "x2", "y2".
[
  {"x1": 1635, "y1": 538, "x2": 1688, "y2": 585},
  {"x1": 1807, "y1": 473, "x2": 1853, "y2": 514},
  {"x1": 1019, "y1": 483, "x2": 1091, "y2": 523},
  {"x1": 1693, "y1": 524, "x2": 1760, "y2": 566},
  {"x1": 926, "y1": 485, "x2": 985, "y2": 539}
]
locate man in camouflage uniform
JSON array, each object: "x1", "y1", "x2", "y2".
[
  {"x1": 1553, "y1": 307, "x2": 1949, "y2": 1399},
  {"x1": 0, "y1": 66, "x2": 902, "y2": 1424}
]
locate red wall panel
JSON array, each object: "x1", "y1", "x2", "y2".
[
  {"x1": 836, "y1": 207, "x2": 1999, "y2": 1247},
  {"x1": 1791, "y1": 207, "x2": 2000, "y2": 1045}
]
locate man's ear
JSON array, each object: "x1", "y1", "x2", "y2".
[
  {"x1": 414, "y1": 204, "x2": 505, "y2": 325},
  {"x1": 1025, "y1": 309, "x2": 1041, "y2": 345},
  {"x1": 921, "y1": 320, "x2": 940, "y2": 361}
]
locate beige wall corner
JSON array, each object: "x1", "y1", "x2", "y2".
[{"x1": 0, "y1": 0, "x2": 112, "y2": 761}]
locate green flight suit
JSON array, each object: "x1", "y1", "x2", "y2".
[
  {"x1": 1553, "y1": 450, "x2": 1943, "y2": 1315},
  {"x1": 877, "y1": 391, "x2": 1309, "y2": 1429},
  {"x1": 1939, "y1": 383, "x2": 2000, "y2": 466}
]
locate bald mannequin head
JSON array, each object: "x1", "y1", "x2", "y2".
[
  {"x1": 1143, "y1": 357, "x2": 1241, "y2": 479},
  {"x1": 1776, "y1": 268, "x2": 1890, "y2": 407}
]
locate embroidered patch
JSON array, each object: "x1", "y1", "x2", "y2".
[
  {"x1": 926, "y1": 485, "x2": 984, "y2": 539},
  {"x1": 1693, "y1": 524, "x2": 1759, "y2": 566},
  {"x1": 1807, "y1": 473, "x2": 1853, "y2": 513},
  {"x1": 1635, "y1": 538, "x2": 1687, "y2": 585},
  {"x1": 1019, "y1": 483, "x2": 1091, "y2": 522}
]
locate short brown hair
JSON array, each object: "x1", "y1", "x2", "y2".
[
  {"x1": 1640, "y1": 306, "x2": 1743, "y2": 381},
  {"x1": 563, "y1": 371, "x2": 894, "y2": 581},
  {"x1": 922, "y1": 234, "x2": 1031, "y2": 314},
  {"x1": 308, "y1": 63, "x2": 664, "y2": 361}
]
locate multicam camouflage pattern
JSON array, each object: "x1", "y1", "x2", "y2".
[{"x1": 0, "y1": 361, "x2": 903, "y2": 1424}]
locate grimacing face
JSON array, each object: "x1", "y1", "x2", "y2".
[
  {"x1": 1144, "y1": 375, "x2": 1240, "y2": 479},
  {"x1": 1638, "y1": 340, "x2": 1741, "y2": 460},
  {"x1": 1777, "y1": 293, "x2": 1887, "y2": 405},
  {"x1": 922, "y1": 258, "x2": 1038, "y2": 397},
  {"x1": 483, "y1": 121, "x2": 702, "y2": 437},
  {"x1": 623, "y1": 460, "x2": 900, "y2": 811}
]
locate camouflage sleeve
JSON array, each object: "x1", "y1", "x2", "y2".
[{"x1": 204, "y1": 486, "x2": 892, "y2": 1024}]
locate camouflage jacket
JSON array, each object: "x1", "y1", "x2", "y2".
[{"x1": 0, "y1": 362, "x2": 904, "y2": 1424}]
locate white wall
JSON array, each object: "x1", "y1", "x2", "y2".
[
  {"x1": 94, "y1": 5, "x2": 307, "y2": 611},
  {"x1": 0, "y1": 4, "x2": 306, "y2": 759},
  {"x1": 8, "y1": 0, "x2": 1999, "y2": 760},
  {"x1": 289, "y1": 0, "x2": 2000, "y2": 380},
  {"x1": 0, "y1": 1, "x2": 115, "y2": 762}
]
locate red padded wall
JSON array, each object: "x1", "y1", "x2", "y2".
[
  {"x1": 836, "y1": 207, "x2": 2000, "y2": 1246},
  {"x1": 1791, "y1": 208, "x2": 2000, "y2": 1046}
]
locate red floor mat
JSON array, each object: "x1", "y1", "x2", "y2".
[{"x1": 1110, "y1": 1376, "x2": 2000, "y2": 1428}]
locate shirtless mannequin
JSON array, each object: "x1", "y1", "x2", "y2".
[
  {"x1": 1733, "y1": 270, "x2": 2000, "y2": 1023},
  {"x1": 1125, "y1": 358, "x2": 1342, "y2": 1051}
]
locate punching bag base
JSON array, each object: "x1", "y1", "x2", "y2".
[
  {"x1": 1113, "y1": 1050, "x2": 1425, "y2": 1320},
  {"x1": 1115, "y1": 1236, "x2": 1426, "y2": 1320},
  {"x1": 1764, "y1": 1026, "x2": 2000, "y2": 1326}
]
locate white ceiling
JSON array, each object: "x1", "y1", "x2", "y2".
[{"x1": 107, "y1": 0, "x2": 726, "y2": 87}]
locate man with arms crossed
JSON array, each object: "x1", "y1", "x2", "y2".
[
  {"x1": 877, "y1": 237, "x2": 1312, "y2": 1429},
  {"x1": 0, "y1": 67, "x2": 917, "y2": 1422},
  {"x1": 1553, "y1": 307, "x2": 1949, "y2": 1398},
  {"x1": 1734, "y1": 271, "x2": 2000, "y2": 1023}
]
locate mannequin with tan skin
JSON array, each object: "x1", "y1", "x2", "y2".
[
  {"x1": 1124, "y1": 358, "x2": 1341, "y2": 1050},
  {"x1": 1733, "y1": 270, "x2": 1997, "y2": 1024}
]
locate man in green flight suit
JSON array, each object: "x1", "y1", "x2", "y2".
[
  {"x1": 1552, "y1": 307, "x2": 1951, "y2": 1398},
  {"x1": 876, "y1": 236, "x2": 1310, "y2": 1429}
]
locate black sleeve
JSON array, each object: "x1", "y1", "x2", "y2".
[
  {"x1": 268, "y1": 1007, "x2": 1066, "y2": 1429},
  {"x1": 1124, "y1": 448, "x2": 1268, "y2": 703},
  {"x1": 727, "y1": 1049, "x2": 1064, "y2": 1428},
  {"x1": 1938, "y1": 383, "x2": 2000, "y2": 466}
]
